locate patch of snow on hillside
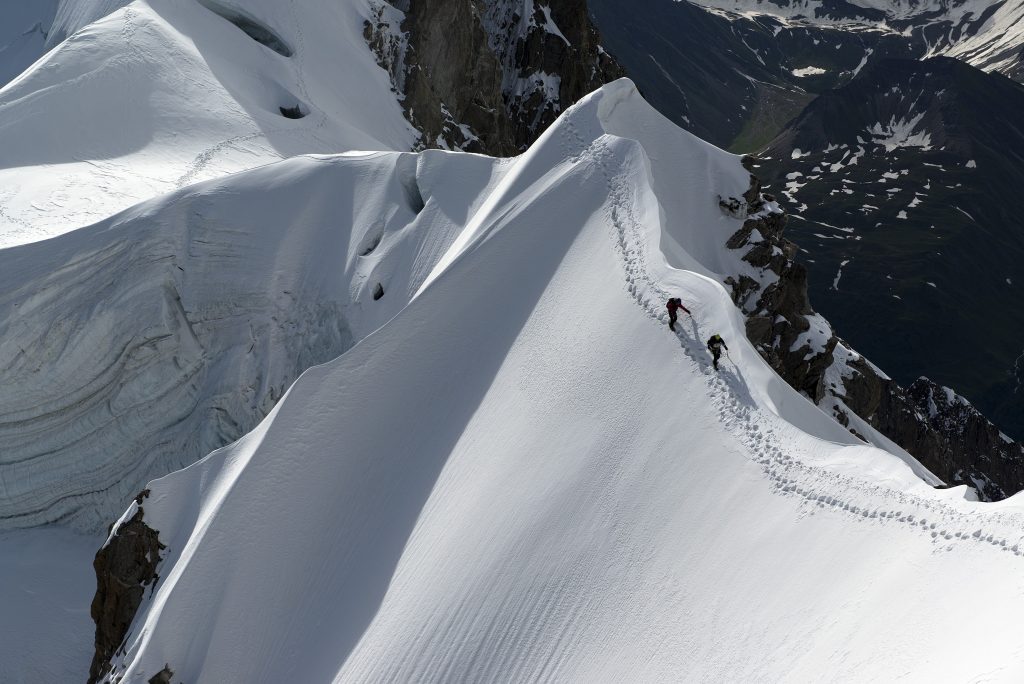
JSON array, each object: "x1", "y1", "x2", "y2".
[
  {"x1": 824, "y1": 341, "x2": 860, "y2": 397},
  {"x1": 537, "y1": 4, "x2": 570, "y2": 45},
  {"x1": 867, "y1": 112, "x2": 932, "y2": 152},
  {"x1": 955, "y1": 206, "x2": 976, "y2": 221},
  {"x1": 832, "y1": 258, "x2": 851, "y2": 289},
  {"x1": 792, "y1": 65, "x2": 827, "y2": 77}
]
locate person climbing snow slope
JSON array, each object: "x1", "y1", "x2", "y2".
[
  {"x1": 666, "y1": 297, "x2": 691, "y2": 331},
  {"x1": 707, "y1": 334, "x2": 728, "y2": 370}
]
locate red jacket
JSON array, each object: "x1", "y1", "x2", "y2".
[{"x1": 666, "y1": 298, "x2": 690, "y2": 315}]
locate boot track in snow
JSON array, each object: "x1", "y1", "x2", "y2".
[{"x1": 558, "y1": 105, "x2": 1024, "y2": 559}]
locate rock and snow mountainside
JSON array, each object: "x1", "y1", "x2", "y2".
[
  {"x1": 590, "y1": 0, "x2": 1024, "y2": 148},
  {"x1": 364, "y1": 0, "x2": 623, "y2": 154},
  {"x1": 755, "y1": 56, "x2": 1024, "y2": 495},
  {"x1": 588, "y1": 0, "x2": 921, "y2": 150},
  {"x1": 87, "y1": 80, "x2": 1024, "y2": 683},
  {"x1": 690, "y1": 0, "x2": 1024, "y2": 80},
  {"x1": 4, "y1": 1, "x2": 1024, "y2": 680},
  {"x1": 0, "y1": 0, "x2": 620, "y2": 243},
  {"x1": 590, "y1": 1, "x2": 1024, "y2": 493}
]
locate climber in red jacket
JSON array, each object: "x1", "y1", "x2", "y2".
[{"x1": 666, "y1": 297, "x2": 691, "y2": 331}]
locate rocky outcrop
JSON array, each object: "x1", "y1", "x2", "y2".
[
  {"x1": 89, "y1": 490, "x2": 165, "y2": 684},
  {"x1": 364, "y1": 0, "x2": 623, "y2": 154},
  {"x1": 722, "y1": 156, "x2": 1024, "y2": 500},
  {"x1": 148, "y1": 665, "x2": 174, "y2": 684},
  {"x1": 870, "y1": 377, "x2": 1024, "y2": 500}
]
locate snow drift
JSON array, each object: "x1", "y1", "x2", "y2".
[
  {"x1": 0, "y1": 0, "x2": 415, "y2": 247},
  {"x1": 92, "y1": 80, "x2": 1024, "y2": 683},
  {"x1": 0, "y1": 147, "x2": 512, "y2": 530}
]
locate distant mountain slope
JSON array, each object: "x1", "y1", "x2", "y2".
[
  {"x1": 691, "y1": 0, "x2": 1024, "y2": 80},
  {"x1": 757, "y1": 57, "x2": 1024, "y2": 447},
  {"x1": 588, "y1": 0, "x2": 921, "y2": 149}
]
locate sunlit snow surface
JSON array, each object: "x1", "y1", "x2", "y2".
[
  {"x1": 4, "y1": 2, "x2": 1024, "y2": 681},
  {"x1": 0, "y1": 0, "x2": 415, "y2": 246},
  {"x1": 97, "y1": 82, "x2": 1024, "y2": 683}
]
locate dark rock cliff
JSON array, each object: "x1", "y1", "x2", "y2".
[
  {"x1": 723, "y1": 157, "x2": 1024, "y2": 500},
  {"x1": 89, "y1": 490, "x2": 166, "y2": 684},
  {"x1": 364, "y1": 0, "x2": 623, "y2": 154}
]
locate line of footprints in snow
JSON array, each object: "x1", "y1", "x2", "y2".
[{"x1": 556, "y1": 114, "x2": 1024, "y2": 559}]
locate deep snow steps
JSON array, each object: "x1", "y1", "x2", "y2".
[{"x1": 197, "y1": 0, "x2": 294, "y2": 57}]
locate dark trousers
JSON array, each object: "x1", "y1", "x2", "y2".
[{"x1": 669, "y1": 311, "x2": 678, "y2": 330}]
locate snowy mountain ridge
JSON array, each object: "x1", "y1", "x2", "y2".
[
  {"x1": 2, "y1": 2, "x2": 1024, "y2": 681},
  {"x1": 588, "y1": 1, "x2": 1024, "y2": 495},
  {"x1": 90, "y1": 78, "x2": 1024, "y2": 684}
]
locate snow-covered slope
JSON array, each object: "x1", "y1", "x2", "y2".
[
  {"x1": 0, "y1": 0, "x2": 415, "y2": 247},
  {"x1": 0, "y1": 1, "x2": 59, "y2": 89},
  {"x1": 0, "y1": 147, "x2": 502, "y2": 531},
  {"x1": 94, "y1": 80, "x2": 1024, "y2": 683},
  {"x1": 0, "y1": 527, "x2": 98, "y2": 683}
]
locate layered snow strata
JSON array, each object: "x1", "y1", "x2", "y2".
[{"x1": 0, "y1": 149, "x2": 499, "y2": 531}]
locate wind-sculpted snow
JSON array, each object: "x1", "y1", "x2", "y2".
[
  {"x1": 93, "y1": 81, "x2": 1024, "y2": 683},
  {"x1": 0, "y1": 150, "x2": 505, "y2": 531},
  {"x1": 0, "y1": 0, "x2": 416, "y2": 246}
]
